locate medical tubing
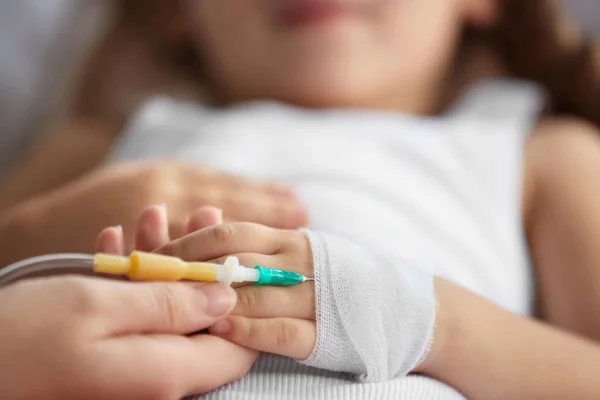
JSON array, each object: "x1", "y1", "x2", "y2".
[{"x1": 0, "y1": 254, "x2": 95, "y2": 287}]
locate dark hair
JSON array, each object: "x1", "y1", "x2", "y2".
[
  {"x1": 492, "y1": 0, "x2": 600, "y2": 126},
  {"x1": 73, "y1": 0, "x2": 600, "y2": 128}
]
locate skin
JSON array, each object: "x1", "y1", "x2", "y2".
[
  {"x1": 0, "y1": 206, "x2": 259, "y2": 400},
  {"x1": 0, "y1": 15, "x2": 309, "y2": 265},
  {"x1": 3, "y1": 0, "x2": 600, "y2": 398},
  {"x1": 190, "y1": 0, "x2": 476, "y2": 112},
  {"x1": 0, "y1": 277, "x2": 254, "y2": 400},
  {"x1": 0, "y1": 159, "x2": 308, "y2": 266},
  {"x1": 146, "y1": 0, "x2": 600, "y2": 398},
  {"x1": 182, "y1": 0, "x2": 600, "y2": 342}
]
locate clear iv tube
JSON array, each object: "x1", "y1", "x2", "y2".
[{"x1": 0, "y1": 254, "x2": 95, "y2": 287}]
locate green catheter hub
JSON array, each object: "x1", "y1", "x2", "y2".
[{"x1": 254, "y1": 266, "x2": 312, "y2": 286}]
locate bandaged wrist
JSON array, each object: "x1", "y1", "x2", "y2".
[{"x1": 300, "y1": 230, "x2": 437, "y2": 382}]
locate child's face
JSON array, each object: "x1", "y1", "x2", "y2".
[{"x1": 186, "y1": 0, "x2": 497, "y2": 112}]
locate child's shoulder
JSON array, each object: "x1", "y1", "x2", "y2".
[
  {"x1": 527, "y1": 117, "x2": 600, "y2": 166},
  {"x1": 523, "y1": 117, "x2": 600, "y2": 220}
]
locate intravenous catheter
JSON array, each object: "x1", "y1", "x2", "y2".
[{"x1": 0, "y1": 252, "x2": 313, "y2": 287}]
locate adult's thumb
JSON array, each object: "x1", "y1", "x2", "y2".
[{"x1": 100, "y1": 281, "x2": 237, "y2": 335}]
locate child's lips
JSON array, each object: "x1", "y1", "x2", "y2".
[{"x1": 277, "y1": 0, "x2": 364, "y2": 29}]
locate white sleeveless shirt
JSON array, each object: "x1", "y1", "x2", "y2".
[{"x1": 110, "y1": 80, "x2": 544, "y2": 399}]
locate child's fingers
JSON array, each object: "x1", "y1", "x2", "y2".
[
  {"x1": 95, "y1": 226, "x2": 125, "y2": 255},
  {"x1": 158, "y1": 223, "x2": 283, "y2": 261},
  {"x1": 224, "y1": 189, "x2": 309, "y2": 230},
  {"x1": 233, "y1": 285, "x2": 315, "y2": 320},
  {"x1": 136, "y1": 204, "x2": 170, "y2": 251},
  {"x1": 186, "y1": 206, "x2": 223, "y2": 233},
  {"x1": 209, "y1": 316, "x2": 316, "y2": 360}
]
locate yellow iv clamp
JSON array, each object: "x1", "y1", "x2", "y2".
[{"x1": 0, "y1": 252, "x2": 313, "y2": 287}]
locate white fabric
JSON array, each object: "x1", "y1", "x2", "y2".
[
  {"x1": 301, "y1": 230, "x2": 436, "y2": 382},
  {"x1": 110, "y1": 79, "x2": 544, "y2": 399}
]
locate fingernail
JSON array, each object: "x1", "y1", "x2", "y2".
[
  {"x1": 115, "y1": 225, "x2": 123, "y2": 233},
  {"x1": 199, "y1": 284, "x2": 237, "y2": 316},
  {"x1": 211, "y1": 319, "x2": 231, "y2": 334},
  {"x1": 157, "y1": 203, "x2": 168, "y2": 217}
]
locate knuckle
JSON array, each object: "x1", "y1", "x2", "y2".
[
  {"x1": 236, "y1": 289, "x2": 258, "y2": 313},
  {"x1": 150, "y1": 284, "x2": 186, "y2": 331},
  {"x1": 156, "y1": 239, "x2": 180, "y2": 257},
  {"x1": 275, "y1": 321, "x2": 296, "y2": 349},
  {"x1": 277, "y1": 230, "x2": 305, "y2": 254},
  {"x1": 61, "y1": 277, "x2": 103, "y2": 316},
  {"x1": 211, "y1": 223, "x2": 237, "y2": 244}
]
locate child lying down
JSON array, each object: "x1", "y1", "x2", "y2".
[{"x1": 22, "y1": 0, "x2": 600, "y2": 398}]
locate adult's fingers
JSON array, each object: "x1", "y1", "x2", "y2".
[
  {"x1": 100, "y1": 334, "x2": 258, "y2": 397},
  {"x1": 186, "y1": 206, "x2": 223, "y2": 233},
  {"x1": 224, "y1": 189, "x2": 309, "y2": 230},
  {"x1": 135, "y1": 204, "x2": 170, "y2": 251},
  {"x1": 196, "y1": 169, "x2": 308, "y2": 227},
  {"x1": 210, "y1": 316, "x2": 316, "y2": 360},
  {"x1": 83, "y1": 279, "x2": 237, "y2": 336},
  {"x1": 233, "y1": 285, "x2": 315, "y2": 320},
  {"x1": 95, "y1": 226, "x2": 125, "y2": 255},
  {"x1": 158, "y1": 223, "x2": 285, "y2": 261}
]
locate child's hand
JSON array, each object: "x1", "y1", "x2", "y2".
[
  {"x1": 96, "y1": 204, "x2": 224, "y2": 254},
  {"x1": 95, "y1": 205, "x2": 263, "y2": 391},
  {"x1": 158, "y1": 223, "x2": 317, "y2": 360}
]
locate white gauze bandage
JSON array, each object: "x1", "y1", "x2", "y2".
[{"x1": 300, "y1": 231, "x2": 437, "y2": 382}]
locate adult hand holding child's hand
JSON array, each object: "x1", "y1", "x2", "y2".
[
  {"x1": 0, "y1": 205, "x2": 260, "y2": 400},
  {"x1": 0, "y1": 277, "x2": 249, "y2": 400},
  {"x1": 98, "y1": 208, "x2": 316, "y2": 364},
  {"x1": 156, "y1": 221, "x2": 437, "y2": 382},
  {"x1": 158, "y1": 223, "x2": 318, "y2": 360}
]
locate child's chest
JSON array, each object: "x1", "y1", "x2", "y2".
[{"x1": 113, "y1": 101, "x2": 534, "y2": 314}]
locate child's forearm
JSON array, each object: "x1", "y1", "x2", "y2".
[{"x1": 417, "y1": 278, "x2": 600, "y2": 399}]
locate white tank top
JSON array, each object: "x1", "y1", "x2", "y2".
[{"x1": 111, "y1": 79, "x2": 544, "y2": 316}]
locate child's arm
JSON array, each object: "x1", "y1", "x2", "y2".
[
  {"x1": 158, "y1": 223, "x2": 600, "y2": 399},
  {"x1": 416, "y1": 278, "x2": 600, "y2": 399},
  {"x1": 525, "y1": 117, "x2": 600, "y2": 339}
]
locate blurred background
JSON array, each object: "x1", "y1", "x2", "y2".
[{"x1": 0, "y1": 0, "x2": 598, "y2": 178}]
